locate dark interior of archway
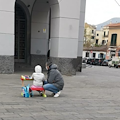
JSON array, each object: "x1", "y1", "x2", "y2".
[
  {"x1": 15, "y1": 3, "x2": 27, "y2": 63},
  {"x1": 14, "y1": 2, "x2": 32, "y2": 72}
]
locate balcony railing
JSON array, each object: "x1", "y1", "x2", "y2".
[
  {"x1": 91, "y1": 33, "x2": 95, "y2": 36},
  {"x1": 103, "y1": 35, "x2": 108, "y2": 37},
  {"x1": 110, "y1": 44, "x2": 116, "y2": 46}
]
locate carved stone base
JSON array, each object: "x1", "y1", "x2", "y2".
[
  {"x1": 0, "y1": 56, "x2": 14, "y2": 74},
  {"x1": 50, "y1": 57, "x2": 82, "y2": 75},
  {"x1": 76, "y1": 57, "x2": 82, "y2": 72}
]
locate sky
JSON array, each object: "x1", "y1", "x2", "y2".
[{"x1": 85, "y1": 0, "x2": 120, "y2": 25}]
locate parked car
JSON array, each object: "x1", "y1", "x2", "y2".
[
  {"x1": 93, "y1": 58, "x2": 104, "y2": 65},
  {"x1": 115, "y1": 63, "x2": 120, "y2": 68},
  {"x1": 87, "y1": 58, "x2": 95, "y2": 64},
  {"x1": 101, "y1": 59, "x2": 112, "y2": 66},
  {"x1": 90, "y1": 58, "x2": 96, "y2": 65},
  {"x1": 108, "y1": 57, "x2": 120, "y2": 68},
  {"x1": 82, "y1": 57, "x2": 88, "y2": 63}
]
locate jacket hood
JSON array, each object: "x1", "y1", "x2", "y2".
[
  {"x1": 35, "y1": 65, "x2": 42, "y2": 73},
  {"x1": 50, "y1": 64, "x2": 58, "y2": 69}
]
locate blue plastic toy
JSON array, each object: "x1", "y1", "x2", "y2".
[{"x1": 21, "y1": 84, "x2": 33, "y2": 98}]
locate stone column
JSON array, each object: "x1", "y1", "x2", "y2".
[
  {"x1": 0, "y1": 0, "x2": 15, "y2": 73},
  {"x1": 77, "y1": 0, "x2": 86, "y2": 72},
  {"x1": 50, "y1": 0, "x2": 84, "y2": 75}
]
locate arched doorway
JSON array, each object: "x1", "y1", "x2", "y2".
[
  {"x1": 15, "y1": 0, "x2": 31, "y2": 70},
  {"x1": 15, "y1": 3, "x2": 27, "y2": 62}
]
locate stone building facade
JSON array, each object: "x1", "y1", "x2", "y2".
[{"x1": 0, "y1": 0, "x2": 86, "y2": 75}]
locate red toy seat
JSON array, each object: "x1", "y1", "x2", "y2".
[{"x1": 30, "y1": 85, "x2": 44, "y2": 91}]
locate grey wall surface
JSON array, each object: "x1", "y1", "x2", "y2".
[
  {"x1": 50, "y1": 0, "x2": 81, "y2": 58},
  {"x1": 20, "y1": 0, "x2": 86, "y2": 59},
  {"x1": 31, "y1": 0, "x2": 50, "y2": 56},
  {"x1": 0, "y1": 0, "x2": 14, "y2": 56}
]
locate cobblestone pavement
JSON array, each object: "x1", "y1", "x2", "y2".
[{"x1": 0, "y1": 66, "x2": 120, "y2": 120}]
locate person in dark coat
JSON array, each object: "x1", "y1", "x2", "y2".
[
  {"x1": 47, "y1": 50, "x2": 50, "y2": 61},
  {"x1": 43, "y1": 61, "x2": 64, "y2": 97}
]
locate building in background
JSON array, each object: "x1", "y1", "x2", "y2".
[
  {"x1": 84, "y1": 23, "x2": 96, "y2": 45},
  {"x1": 95, "y1": 26, "x2": 109, "y2": 46},
  {"x1": 106, "y1": 23, "x2": 120, "y2": 59},
  {"x1": 102, "y1": 26, "x2": 109, "y2": 45},
  {"x1": 83, "y1": 46, "x2": 107, "y2": 59},
  {"x1": 0, "y1": 0, "x2": 86, "y2": 75},
  {"x1": 95, "y1": 30, "x2": 103, "y2": 45}
]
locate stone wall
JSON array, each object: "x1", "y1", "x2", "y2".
[
  {"x1": 0, "y1": 56, "x2": 14, "y2": 74},
  {"x1": 50, "y1": 57, "x2": 82, "y2": 75},
  {"x1": 31, "y1": 55, "x2": 47, "y2": 70}
]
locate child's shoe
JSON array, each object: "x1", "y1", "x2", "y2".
[
  {"x1": 42, "y1": 93, "x2": 47, "y2": 97},
  {"x1": 21, "y1": 92, "x2": 23, "y2": 96}
]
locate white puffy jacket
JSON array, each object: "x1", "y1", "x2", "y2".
[{"x1": 32, "y1": 65, "x2": 45, "y2": 86}]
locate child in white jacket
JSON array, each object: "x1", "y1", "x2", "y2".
[{"x1": 32, "y1": 65, "x2": 46, "y2": 97}]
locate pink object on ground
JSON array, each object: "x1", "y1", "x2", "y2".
[{"x1": 31, "y1": 85, "x2": 44, "y2": 91}]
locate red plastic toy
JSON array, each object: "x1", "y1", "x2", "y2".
[
  {"x1": 30, "y1": 85, "x2": 44, "y2": 91},
  {"x1": 21, "y1": 75, "x2": 45, "y2": 93}
]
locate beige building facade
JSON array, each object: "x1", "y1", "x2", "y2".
[
  {"x1": 95, "y1": 31, "x2": 103, "y2": 45},
  {"x1": 106, "y1": 23, "x2": 120, "y2": 59},
  {"x1": 102, "y1": 26, "x2": 109, "y2": 45},
  {"x1": 84, "y1": 23, "x2": 96, "y2": 44},
  {"x1": 95, "y1": 26, "x2": 109, "y2": 46}
]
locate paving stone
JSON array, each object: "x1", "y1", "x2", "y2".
[
  {"x1": 0, "y1": 66, "x2": 119, "y2": 120},
  {"x1": 1, "y1": 117, "x2": 35, "y2": 120},
  {"x1": 0, "y1": 113, "x2": 20, "y2": 118},
  {"x1": 32, "y1": 116, "x2": 49, "y2": 120},
  {"x1": 18, "y1": 112, "x2": 33, "y2": 117}
]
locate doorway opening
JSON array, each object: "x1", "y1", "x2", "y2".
[{"x1": 15, "y1": 3, "x2": 27, "y2": 63}]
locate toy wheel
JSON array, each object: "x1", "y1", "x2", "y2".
[
  {"x1": 37, "y1": 91, "x2": 42, "y2": 96},
  {"x1": 30, "y1": 92, "x2": 33, "y2": 97}
]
